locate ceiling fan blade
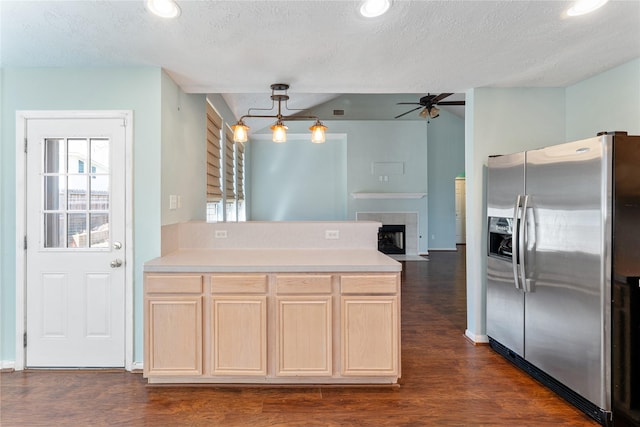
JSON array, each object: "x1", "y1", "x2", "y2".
[
  {"x1": 419, "y1": 94, "x2": 436, "y2": 104},
  {"x1": 394, "y1": 106, "x2": 423, "y2": 119},
  {"x1": 436, "y1": 101, "x2": 465, "y2": 106},
  {"x1": 396, "y1": 102, "x2": 422, "y2": 105},
  {"x1": 431, "y1": 93, "x2": 454, "y2": 103}
]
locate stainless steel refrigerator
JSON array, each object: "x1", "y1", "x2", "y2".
[{"x1": 486, "y1": 132, "x2": 640, "y2": 426}]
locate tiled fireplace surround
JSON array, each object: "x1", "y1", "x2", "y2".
[{"x1": 356, "y1": 212, "x2": 419, "y2": 256}]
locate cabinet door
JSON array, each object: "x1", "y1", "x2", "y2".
[
  {"x1": 145, "y1": 275, "x2": 203, "y2": 377},
  {"x1": 211, "y1": 296, "x2": 267, "y2": 376},
  {"x1": 341, "y1": 296, "x2": 398, "y2": 376},
  {"x1": 146, "y1": 295, "x2": 203, "y2": 376},
  {"x1": 276, "y1": 296, "x2": 332, "y2": 376}
]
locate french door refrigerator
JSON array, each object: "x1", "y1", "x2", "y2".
[{"x1": 486, "y1": 132, "x2": 640, "y2": 426}]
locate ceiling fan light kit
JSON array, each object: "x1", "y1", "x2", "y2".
[
  {"x1": 232, "y1": 84, "x2": 328, "y2": 144},
  {"x1": 419, "y1": 106, "x2": 439, "y2": 119}
]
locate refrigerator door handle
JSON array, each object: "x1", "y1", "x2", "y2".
[
  {"x1": 512, "y1": 195, "x2": 522, "y2": 290},
  {"x1": 519, "y1": 194, "x2": 529, "y2": 292}
]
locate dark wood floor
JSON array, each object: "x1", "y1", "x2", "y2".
[{"x1": 1, "y1": 247, "x2": 598, "y2": 426}]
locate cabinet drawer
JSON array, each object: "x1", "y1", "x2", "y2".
[
  {"x1": 276, "y1": 275, "x2": 332, "y2": 294},
  {"x1": 340, "y1": 274, "x2": 398, "y2": 294},
  {"x1": 146, "y1": 275, "x2": 203, "y2": 294},
  {"x1": 211, "y1": 274, "x2": 268, "y2": 294}
]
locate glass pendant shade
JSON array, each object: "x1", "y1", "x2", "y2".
[
  {"x1": 232, "y1": 120, "x2": 249, "y2": 143},
  {"x1": 271, "y1": 121, "x2": 288, "y2": 143},
  {"x1": 429, "y1": 106, "x2": 440, "y2": 118},
  {"x1": 309, "y1": 120, "x2": 328, "y2": 144}
]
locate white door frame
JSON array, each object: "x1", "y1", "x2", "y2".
[{"x1": 15, "y1": 110, "x2": 134, "y2": 371}]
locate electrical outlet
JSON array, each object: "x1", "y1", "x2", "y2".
[
  {"x1": 215, "y1": 230, "x2": 227, "y2": 238},
  {"x1": 325, "y1": 230, "x2": 340, "y2": 240}
]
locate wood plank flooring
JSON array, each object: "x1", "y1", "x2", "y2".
[{"x1": 1, "y1": 247, "x2": 598, "y2": 426}]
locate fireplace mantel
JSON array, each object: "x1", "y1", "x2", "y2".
[{"x1": 351, "y1": 192, "x2": 426, "y2": 199}]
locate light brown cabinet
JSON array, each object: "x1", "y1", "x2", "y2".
[
  {"x1": 275, "y1": 274, "x2": 334, "y2": 376},
  {"x1": 341, "y1": 296, "x2": 398, "y2": 376},
  {"x1": 210, "y1": 274, "x2": 267, "y2": 376},
  {"x1": 144, "y1": 271, "x2": 400, "y2": 384},
  {"x1": 144, "y1": 275, "x2": 203, "y2": 377},
  {"x1": 340, "y1": 274, "x2": 400, "y2": 377}
]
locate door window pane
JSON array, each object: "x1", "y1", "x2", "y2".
[
  {"x1": 67, "y1": 139, "x2": 87, "y2": 173},
  {"x1": 90, "y1": 213, "x2": 109, "y2": 248},
  {"x1": 44, "y1": 139, "x2": 64, "y2": 174},
  {"x1": 91, "y1": 139, "x2": 109, "y2": 171},
  {"x1": 90, "y1": 176, "x2": 110, "y2": 210},
  {"x1": 43, "y1": 213, "x2": 65, "y2": 248},
  {"x1": 67, "y1": 175, "x2": 88, "y2": 210},
  {"x1": 44, "y1": 176, "x2": 65, "y2": 211},
  {"x1": 67, "y1": 213, "x2": 87, "y2": 248}
]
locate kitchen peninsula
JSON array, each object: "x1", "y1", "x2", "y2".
[{"x1": 144, "y1": 221, "x2": 402, "y2": 385}]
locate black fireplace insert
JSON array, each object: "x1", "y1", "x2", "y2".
[{"x1": 378, "y1": 225, "x2": 406, "y2": 255}]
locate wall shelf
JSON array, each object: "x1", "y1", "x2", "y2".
[{"x1": 351, "y1": 192, "x2": 427, "y2": 200}]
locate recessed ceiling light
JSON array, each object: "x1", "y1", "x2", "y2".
[
  {"x1": 360, "y1": 0, "x2": 391, "y2": 18},
  {"x1": 146, "y1": 0, "x2": 181, "y2": 19},
  {"x1": 566, "y1": 0, "x2": 609, "y2": 16}
]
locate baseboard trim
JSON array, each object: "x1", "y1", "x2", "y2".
[
  {"x1": 464, "y1": 330, "x2": 490, "y2": 344},
  {"x1": 1, "y1": 360, "x2": 16, "y2": 372},
  {"x1": 131, "y1": 361, "x2": 144, "y2": 372}
]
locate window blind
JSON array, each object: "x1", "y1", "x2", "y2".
[
  {"x1": 224, "y1": 125, "x2": 236, "y2": 200},
  {"x1": 236, "y1": 141, "x2": 245, "y2": 201},
  {"x1": 206, "y1": 102, "x2": 223, "y2": 202}
]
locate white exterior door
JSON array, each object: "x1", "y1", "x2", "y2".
[{"x1": 25, "y1": 117, "x2": 127, "y2": 367}]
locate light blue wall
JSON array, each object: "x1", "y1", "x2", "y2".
[
  {"x1": 250, "y1": 134, "x2": 348, "y2": 221},
  {"x1": 0, "y1": 67, "x2": 162, "y2": 364},
  {"x1": 252, "y1": 120, "x2": 432, "y2": 253},
  {"x1": 161, "y1": 73, "x2": 207, "y2": 226},
  {"x1": 427, "y1": 110, "x2": 465, "y2": 250},
  {"x1": 465, "y1": 58, "x2": 640, "y2": 341},
  {"x1": 566, "y1": 58, "x2": 640, "y2": 140},
  {"x1": 465, "y1": 87, "x2": 566, "y2": 341}
]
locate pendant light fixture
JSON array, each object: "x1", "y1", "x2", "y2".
[{"x1": 231, "y1": 84, "x2": 328, "y2": 144}]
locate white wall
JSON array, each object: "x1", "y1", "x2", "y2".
[
  {"x1": 464, "y1": 87, "x2": 566, "y2": 342},
  {"x1": 566, "y1": 58, "x2": 640, "y2": 141}
]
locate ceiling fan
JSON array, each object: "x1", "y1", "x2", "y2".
[{"x1": 394, "y1": 93, "x2": 465, "y2": 119}]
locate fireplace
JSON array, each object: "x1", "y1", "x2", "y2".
[{"x1": 378, "y1": 225, "x2": 406, "y2": 255}]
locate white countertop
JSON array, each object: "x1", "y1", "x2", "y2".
[{"x1": 144, "y1": 248, "x2": 402, "y2": 273}]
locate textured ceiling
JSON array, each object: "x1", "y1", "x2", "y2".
[{"x1": 2, "y1": 0, "x2": 639, "y2": 120}]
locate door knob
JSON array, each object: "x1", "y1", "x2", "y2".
[
  {"x1": 113, "y1": 241, "x2": 122, "y2": 250},
  {"x1": 110, "y1": 259, "x2": 123, "y2": 268}
]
